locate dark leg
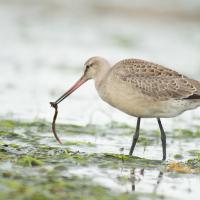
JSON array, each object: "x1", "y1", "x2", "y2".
[
  {"x1": 129, "y1": 117, "x2": 141, "y2": 156},
  {"x1": 157, "y1": 118, "x2": 166, "y2": 160}
]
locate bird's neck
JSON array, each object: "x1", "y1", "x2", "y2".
[{"x1": 95, "y1": 66, "x2": 111, "y2": 89}]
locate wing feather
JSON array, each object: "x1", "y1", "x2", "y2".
[{"x1": 112, "y1": 59, "x2": 200, "y2": 101}]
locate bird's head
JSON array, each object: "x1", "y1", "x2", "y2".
[
  {"x1": 83, "y1": 56, "x2": 110, "y2": 80},
  {"x1": 51, "y1": 56, "x2": 110, "y2": 105}
]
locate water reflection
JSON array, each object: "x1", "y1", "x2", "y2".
[
  {"x1": 153, "y1": 171, "x2": 164, "y2": 193},
  {"x1": 130, "y1": 168, "x2": 164, "y2": 193}
]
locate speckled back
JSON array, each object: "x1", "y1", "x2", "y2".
[{"x1": 112, "y1": 59, "x2": 200, "y2": 101}]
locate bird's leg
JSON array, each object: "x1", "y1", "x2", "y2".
[
  {"x1": 157, "y1": 118, "x2": 166, "y2": 160},
  {"x1": 129, "y1": 117, "x2": 141, "y2": 156}
]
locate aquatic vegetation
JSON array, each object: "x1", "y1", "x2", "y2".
[
  {"x1": 187, "y1": 158, "x2": 200, "y2": 169},
  {"x1": 64, "y1": 141, "x2": 96, "y2": 147},
  {"x1": 167, "y1": 162, "x2": 193, "y2": 173},
  {"x1": 174, "y1": 154, "x2": 183, "y2": 159},
  {"x1": 0, "y1": 119, "x2": 200, "y2": 199},
  {"x1": 168, "y1": 157, "x2": 200, "y2": 174},
  {"x1": 17, "y1": 156, "x2": 44, "y2": 167},
  {"x1": 138, "y1": 136, "x2": 154, "y2": 146},
  {"x1": 173, "y1": 128, "x2": 200, "y2": 138},
  {"x1": 188, "y1": 149, "x2": 200, "y2": 157},
  {"x1": 0, "y1": 174, "x2": 166, "y2": 200},
  {"x1": 109, "y1": 121, "x2": 133, "y2": 129}
]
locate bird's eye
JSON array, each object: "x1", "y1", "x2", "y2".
[{"x1": 86, "y1": 64, "x2": 93, "y2": 69}]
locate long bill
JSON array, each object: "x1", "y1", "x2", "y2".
[{"x1": 53, "y1": 75, "x2": 88, "y2": 105}]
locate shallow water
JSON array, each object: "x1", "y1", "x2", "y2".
[
  {"x1": 0, "y1": 0, "x2": 200, "y2": 199},
  {"x1": 0, "y1": 120, "x2": 200, "y2": 200}
]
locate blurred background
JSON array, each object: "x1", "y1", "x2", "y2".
[{"x1": 1, "y1": 0, "x2": 200, "y2": 129}]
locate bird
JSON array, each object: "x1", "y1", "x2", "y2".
[{"x1": 52, "y1": 56, "x2": 200, "y2": 160}]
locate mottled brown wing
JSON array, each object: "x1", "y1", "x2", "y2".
[{"x1": 112, "y1": 59, "x2": 200, "y2": 101}]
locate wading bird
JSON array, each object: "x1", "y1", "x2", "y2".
[{"x1": 51, "y1": 57, "x2": 200, "y2": 160}]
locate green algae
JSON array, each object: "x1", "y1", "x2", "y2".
[
  {"x1": 64, "y1": 141, "x2": 96, "y2": 147},
  {"x1": 138, "y1": 136, "x2": 154, "y2": 146},
  {"x1": 109, "y1": 121, "x2": 133, "y2": 129},
  {"x1": 173, "y1": 128, "x2": 200, "y2": 138},
  {"x1": 186, "y1": 159, "x2": 200, "y2": 169},
  {"x1": 174, "y1": 154, "x2": 183, "y2": 160},
  {"x1": 0, "y1": 119, "x2": 200, "y2": 199},
  {"x1": 188, "y1": 149, "x2": 200, "y2": 156},
  {"x1": 0, "y1": 175, "x2": 164, "y2": 200},
  {"x1": 0, "y1": 151, "x2": 11, "y2": 161},
  {"x1": 0, "y1": 131, "x2": 20, "y2": 138},
  {"x1": 17, "y1": 156, "x2": 44, "y2": 167},
  {"x1": 0, "y1": 120, "x2": 16, "y2": 129}
]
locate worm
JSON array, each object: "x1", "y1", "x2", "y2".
[{"x1": 50, "y1": 102, "x2": 62, "y2": 144}]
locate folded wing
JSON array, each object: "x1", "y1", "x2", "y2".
[{"x1": 112, "y1": 59, "x2": 200, "y2": 101}]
